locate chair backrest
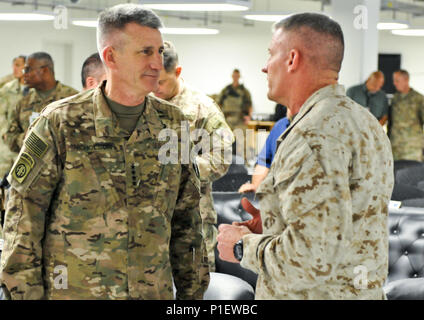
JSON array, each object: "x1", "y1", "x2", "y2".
[
  {"x1": 212, "y1": 158, "x2": 250, "y2": 192},
  {"x1": 388, "y1": 207, "x2": 424, "y2": 283},
  {"x1": 393, "y1": 160, "x2": 423, "y2": 176},
  {"x1": 391, "y1": 183, "x2": 424, "y2": 201},
  {"x1": 395, "y1": 166, "x2": 424, "y2": 188}
]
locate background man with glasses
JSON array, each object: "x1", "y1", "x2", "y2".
[{"x1": 3, "y1": 52, "x2": 77, "y2": 153}]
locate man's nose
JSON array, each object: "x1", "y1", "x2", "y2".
[{"x1": 262, "y1": 66, "x2": 268, "y2": 74}]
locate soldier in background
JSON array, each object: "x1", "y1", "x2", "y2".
[
  {"x1": 0, "y1": 55, "x2": 27, "y2": 254},
  {"x1": 217, "y1": 13, "x2": 394, "y2": 299},
  {"x1": 0, "y1": 55, "x2": 27, "y2": 179},
  {"x1": 4, "y1": 52, "x2": 78, "y2": 153},
  {"x1": 0, "y1": 4, "x2": 209, "y2": 300},
  {"x1": 81, "y1": 52, "x2": 106, "y2": 91},
  {"x1": 218, "y1": 69, "x2": 252, "y2": 130},
  {"x1": 346, "y1": 71, "x2": 389, "y2": 126},
  {"x1": 153, "y1": 41, "x2": 234, "y2": 271},
  {"x1": 390, "y1": 69, "x2": 424, "y2": 161},
  {"x1": 0, "y1": 56, "x2": 26, "y2": 88}
]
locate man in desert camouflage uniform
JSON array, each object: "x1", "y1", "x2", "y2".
[
  {"x1": 218, "y1": 69, "x2": 252, "y2": 131},
  {"x1": 389, "y1": 69, "x2": 424, "y2": 161},
  {"x1": 4, "y1": 52, "x2": 78, "y2": 153},
  {"x1": 153, "y1": 41, "x2": 234, "y2": 271},
  {"x1": 0, "y1": 4, "x2": 209, "y2": 300},
  {"x1": 217, "y1": 13, "x2": 394, "y2": 300}
]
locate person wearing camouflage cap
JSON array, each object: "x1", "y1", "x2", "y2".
[
  {"x1": 217, "y1": 13, "x2": 394, "y2": 299},
  {"x1": 0, "y1": 4, "x2": 209, "y2": 300},
  {"x1": 4, "y1": 52, "x2": 78, "y2": 153},
  {"x1": 389, "y1": 69, "x2": 424, "y2": 161},
  {"x1": 153, "y1": 41, "x2": 234, "y2": 272}
]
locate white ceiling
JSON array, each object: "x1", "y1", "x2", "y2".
[{"x1": 0, "y1": 0, "x2": 423, "y2": 27}]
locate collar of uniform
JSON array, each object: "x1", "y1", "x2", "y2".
[
  {"x1": 277, "y1": 83, "x2": 345, "y2": 144},
  {"x1": 140, "y1": 95, "x2": 167, "y2": 140},
  {"x1": 32, "y1": 81, "x2": 62, "y2": 105},
  {"x1": 92, "y1": 80, "x2": 119, "y2": 138}
]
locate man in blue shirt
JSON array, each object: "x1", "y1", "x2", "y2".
[
  {"x1": 346, "y1": 71, "x2": 389, "y2": 126},
  {"x1": 239, "y1": 116, "x2": 290, "y2": 193}
]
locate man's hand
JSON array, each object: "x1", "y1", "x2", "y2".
[
  {"x1": 238, "y1": 182, "x2": 256, "y2": 193},
  {"x1": 217, "y1": 224, "x2": 251, "y2": 263},
  {"x1": 233, "y1": 197, "x2": 263, "y2": 234}
]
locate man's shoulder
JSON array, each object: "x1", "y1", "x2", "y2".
[
  {"x1": 56, "y1": 82, "x2": 79, "y2": 96},
  {"x1": 147, "y1": 94, "x2": 187, "y2": 123},
  {"x1": 176, "y1": 84, "x2": 221, "y2": 113},
  {"x1": 41, "y1": 89, "x2": 93, "y2": 118}
]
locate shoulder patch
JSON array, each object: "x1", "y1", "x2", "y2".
[
  {"x1": 25, "y1": 131, "x2": 49, "y2": 158},
  {"x1": 12, "y1": 152, "x2": 35, "y2": 183}
]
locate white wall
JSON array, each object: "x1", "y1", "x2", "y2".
[
  {"x1": 0, "y1": 21, "x2": 98, "y2": 92},
  {"x1": 1, "y1": 18, "x2": 424, "y2": 114},
  {"x1": 379, "y1": 31, "x2": 424, "y2": 95}
]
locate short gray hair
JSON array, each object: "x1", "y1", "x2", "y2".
[
  {"x1": 27, "y1": 51, "x2": 54, "y2": 74},
  {"x1": 163, "y1": 41, "x2": 179, "y2": 73},
  {"x1": 274, "y1": 13, "x2": 344, "y2": 72},
  {"x1": 97, "y1": 4, "x2": 163, "y2": 55}
]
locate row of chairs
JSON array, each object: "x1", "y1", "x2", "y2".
[{"x1": 392, "y1": 160, "x2": 424, "y2": 207}]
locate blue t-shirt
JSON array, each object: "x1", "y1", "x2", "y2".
[{"x1": 257, "y1": 117, "x2": 290, "y2": 169}]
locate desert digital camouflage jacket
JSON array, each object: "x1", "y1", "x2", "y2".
[
  {"x1": 241, "y1": 84, "x2": 394, "y2": 299},
  {"x1": 389, "y1": 88, "x2": 424, "y2": 161},
  {"x1": 0, "y1": 81, "x2": 209, "y2": 300},
  {"x1": 5, "y1": 81, "x2": 78, "y2": 153}
]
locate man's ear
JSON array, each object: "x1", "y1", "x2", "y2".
[
  {"x1": 287, "y1": 49, "x2": 300, "y2": 73},
  {"x1": 175, "y1": 66, "x2": 182, "y2": 78},
  {"x1": 85, "y1": 77, "x2": 97, "y2": 90},
  {"x1": 102, "y1": 46, "x2": 116, "y2": 70}
]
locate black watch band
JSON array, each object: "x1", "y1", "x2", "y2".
[{"x1": 233, "y1": 239, "x2": 243, "y2": 262}]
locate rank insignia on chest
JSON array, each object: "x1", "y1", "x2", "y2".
[{"x1": 12, "y1": 152, "x2": 35, "y2": 183}]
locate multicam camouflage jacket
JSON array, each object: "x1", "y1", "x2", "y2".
[
  {"x1": 4, "y1": 81, "x2": 78, "y2": 153},
  {"x1": 241, "y1": 84, "x2": 394, "y2": 299},
  {"x1": 218, "y1": 84, "x2": 252, "y2": 130},
  {"x1": 0, "y1": 81, "x2": 210, "y2": 300},
  {"x1": 0, "y1": 79, "x2": 27, "y2": 178},
  {"x1": 389, "y1": 88, "x2": 424, "y2": 161},
  {"x1": 167, "y1": 81, "x2": 234, "y2": 271}
]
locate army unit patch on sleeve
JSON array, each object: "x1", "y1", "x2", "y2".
[
  {"x1": 24, "y1": 131, "x2": 48, "y2": 158},
  {"x1": 12, "y1": 152, "x2": 35, "y2": 183}
]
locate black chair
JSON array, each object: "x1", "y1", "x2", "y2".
[
  {"x1": 391, "y1": 183, "x2": 424, "y2": 201},
  {"x1": 385, "y1": 206, "x2": 424, "y2": 299},
  {"x1": 402, "y1": 198, "x2": 424, "y2": 208},
  {"x1": 213, "y1": 155, "x2": 250, "y2": 192},
  {"x1": 393, "y1": 160, "x2": 423, "y2": 178},
  {"x1": 211, "y1": 191, "x2": 258, "y2": 290},
  {"x1": 395, "y1": 166, "x2": 424, "y2": 189}
]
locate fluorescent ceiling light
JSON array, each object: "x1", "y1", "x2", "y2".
[
  {"x1": 161, "y1": 27, "x2": 219, "y2": 34},
  {"x1": 392, "y1": 29, "x2": 424, "y2": 36},
  {"x1": 142, "y1": 0, "x2": 250, "y2": 11},
  {"x1": 244, "y1": 13, "x2": 291, "y2": 22},
  {"x1": 72, "y1": 20, "x2": 98, "y2": 27},
  {"x1": 0, "y1": 13, "x2": 54, "y2": 21},
  {"x1": 377, "y1": 22, "x2": 409, "y2": 30}
]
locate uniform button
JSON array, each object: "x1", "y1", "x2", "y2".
[
  {"x1": 393, "y1": 229, "x2": 398, "y2": 234},
  {"x1": 404, "y1": 251, "x2": 408, "y2": 256},
  {"x1": 414, "y1": 274, "x2": 418, "y2": 278}
]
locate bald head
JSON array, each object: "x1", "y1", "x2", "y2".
[
  {"x1": 366, "y1": 71, "x2": 385, "y2": 93},
  {"x1": 274, "y1": 13, "x2": 344, "y2": 72}
]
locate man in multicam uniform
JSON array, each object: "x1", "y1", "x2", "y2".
[
  {"x1": 153, "y1": 41, "x2": 234, "y2": 271},
  {"x1": 218, "y1": 69, "x2": 252, "y2": 131},
  {"x1": 81, "y1": 53, "x2": 106, "y2": 91},
  {"x1": 217, "y1": 13, "x2": 394, "y2": 300},
  {"x1": 0, "y1": 4, "x2": 209, "y2": 300},
  {"x1": 4, "y1": 52, "x2": 78, "y2": 154},
  {"x1": 0, "y1": 55, "x2": 28, "y2": 178},
  {"x1": 0, "y1": 55, "x2": 27, "y2": 259},
  {"x1": 389, "y1": 69, "x2": 424, "y2": 161}
]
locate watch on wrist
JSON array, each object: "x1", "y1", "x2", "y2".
[{"x1": 233, "y1": 239, "x2": 243, "y2": 262}]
